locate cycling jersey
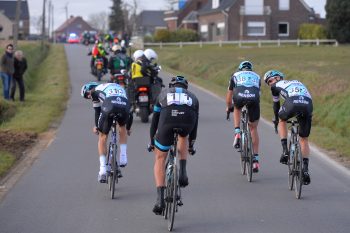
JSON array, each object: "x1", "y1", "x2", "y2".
[
  {"x1": 228, "y1": 71, "x2": 261, "y2": 90},
  {"x1": 150, "y1": 87, "x2": 199, "y2": 152},
  {"x1": 271, "y1": 80, "x2": 312, "y2": 102}
]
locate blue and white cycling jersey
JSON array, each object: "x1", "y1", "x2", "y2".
[
  {"x1": 272, "y1": 80, "x2": 312, "y2": 101},
  {"x1": 95, "y1": 83, "x2": 127, "y2": 99},
  {"x1": 232, "y1": 71, "x2": 260, "y2": 89}
]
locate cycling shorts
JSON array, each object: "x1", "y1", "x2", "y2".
[
  {"x1": 233, "y1": 87, "x2": 260, "y2": 122},
  {"x1": 154, "y1": 105, "x2": 197, "y2": 152},
  {"x1": 278, "y1": 97, "x2": 313, "y2": 137},
  {"x1": 98, "y1": 97, "x2": 130, "y2": 134}
]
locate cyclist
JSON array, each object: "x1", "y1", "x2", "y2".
[
  {"x1": 81, "y1": 81, "x2": 132, "y2": 183},
  {"x1": 148, "y1": 76, "x2": 199, "y2": 215},
  {"x1": 226, "y1": 61, "x2": 261, "y2": 172},
  {"x1": 263, "y1": 70, "x2": 312, "y2": 185}
]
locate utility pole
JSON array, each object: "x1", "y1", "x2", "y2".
[
  {"x1": 13, "y1": 0, "x2": 21, "y2": 49},
  {"x1": 64, "y1": 2, "x2": 69, "y2": 20},
  {"x1": 52, "y1": 4, "x2": 55, "y2": 43},
  {"x1": 41, "y1": 0, "x2": 47, "y2": 49},
  {"x1": 48, "y1": 1, "x2": 51, "y2": 40}
]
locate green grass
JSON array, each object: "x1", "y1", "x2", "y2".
[
  {"x1": 0, "y1": 43, "x2": 69, "y2": 178},
  {"x1": 0, "y1": 151, "x2": 16, "y2": 177},
  {"x1": 154, "y1": 45, "x2": 350, "y2": 158}
]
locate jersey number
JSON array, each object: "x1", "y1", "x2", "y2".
[{"x1": 166, "y1": 93, "x2": 192, "y2": 106}]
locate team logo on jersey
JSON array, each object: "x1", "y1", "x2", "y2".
[{"x1": 171, "y1": 109, "x2": 185, "y2": 117}]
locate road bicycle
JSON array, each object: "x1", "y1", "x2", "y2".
[
  {"x1": 286, "y1": 119, "x2": 303, "y2": 199},
  {"x1": 227, "y1": 105, "x2": 254, "y2": 182},
  {"x1": 106, "y1": 114, "x2": 122, "y2": 199},
  {"x1": 163, "y1": 128, "x2": 184, "y2": 231}
]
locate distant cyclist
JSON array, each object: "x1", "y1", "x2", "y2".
[
  {"x1": 263, "y1": 70, "x2": 312, "y2": 185},
  {"x1": 81, "y1": 82, "x2": 133, "y2": 183},
  {"x1": 226, "y1": 61, "x2": 261, "y2": 172},
  {"x1": 148, "y1": 76, "x2": 199, "y2": 215}
]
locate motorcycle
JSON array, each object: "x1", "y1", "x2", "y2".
[
  {"x1": 133, "y1": 65, "x2": 163, "y2": 123},
  {"x1": 92, "y1": 57, "x2": 105, "y2": 81},
  {"x1": 110, "y1": 69, "x2": 128, "y2": 87}
]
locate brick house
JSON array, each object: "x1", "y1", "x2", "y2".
[
  {"x1": 0, "y1": 11, "x2": 12, "y2": 40},
  {"x1": 54, "y1": 16, "x2": 95, "y2": 42},
  {"x1": 166, "y1": 0, "x2": 323, "y2": 41},
  {"x1": 0, "y1": 0, "x2": 30, "y2": 39}
]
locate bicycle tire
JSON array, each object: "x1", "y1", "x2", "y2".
[
  {"x1": 163, "y1": 159, "x2": 170, "y2": 219},
  {"x1": 110, "y1": 143, "x2": 118, "y2": 199},
  {"x1": 294, "y1": 142, "x2": 303, "y2": 199},
  {"x1": 167, "y1": 164, "x2": 177, "y2": 231},
  {"x1": 288, "y1": 139, "x2": 294, "y2": 190},
  {"x1": 246, "y1": 132, "x2": 253, "y2": 182},
  {"x1": 107, "y1": 142, "x2": 112, "y2": 189},
  {"x1": 240, "y1": 131, "x2": 247, "y2": 175}
]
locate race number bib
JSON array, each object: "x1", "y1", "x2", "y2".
[{"x1": 166, "y1": 93, "x2": 193, "y2": 106}]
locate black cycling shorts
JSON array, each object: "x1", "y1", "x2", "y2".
[
  {"x1": 233, "y1": 87, "x2": 260, "y2": 122},
  {"x1": 154, "y1": 105, "x2": 197, "y2": 152},
  {"x1": 98, "y1": 97, "x2": 130, "y2": 134},
  {"x1": 278, "y1": 97, "x2": 313, "y2": 138}
]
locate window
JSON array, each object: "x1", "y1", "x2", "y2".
[
  {"x1": 247, "y1": 22, "x2": 266, "y2": 36},
  {"x1": 200, "y1": 24, "x2": 208, "y2": 39},
  {"x1": 245, "y1": 0, "x2": 263, "y2": 15},
  {"x1": 19, "y1": 20, "x2": 23, "y2": 28},
  {"x1": 278, "y1": 22, "x2": 289, "y2": 36},
  {"x1": 279, "y1": 0, "x2": 290, "y2": 10},
  {"x1": 216, "y1": 22, "x2": 225, "y2": 36},
  {"x1": 212, "y1": 0, "x2": 219, "y2": 9}
]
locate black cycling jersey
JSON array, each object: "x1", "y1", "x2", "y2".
[{"x1": 150, "y1": 86, "x2": 199, "y2": 152}]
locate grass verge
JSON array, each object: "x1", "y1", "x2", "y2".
[
  {"x1": 153, "y1": 45, "x2": 350, "y2": 159},
  {"x1": 0, "y1": 43, "x2": 69, "y2": 178}
]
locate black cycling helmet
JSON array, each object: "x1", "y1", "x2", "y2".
[
  {"x1": 169, "y1": 75, "x2": 188, "y2": 89},
  {"x1": 238, "y1": 60, "x2": 253, "y2": 71}
]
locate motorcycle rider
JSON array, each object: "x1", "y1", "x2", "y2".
[
  {"x1": 90, "y1": 40, "x2": 108, "y2": 74},
  {"x1": 108, "y1": 44, "x2": 131, "y2": 81}
]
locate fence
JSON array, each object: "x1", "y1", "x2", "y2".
[{"x1": 143, "y1": 39, "x2": 338, "y2": 49}]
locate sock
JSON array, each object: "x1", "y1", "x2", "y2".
[
  {"x1": 99, "y1": 155, "x2": 106, "y2": 174},
  {"x1": 235, "y1": 127, "x2": 240, "y2": 134},
  {"x1": 303, "y1": 158, "x2": 309, "y2": 170},
  {"x1": 120, "y1": 144, "x2": 127, "y2": 156},
  {"x1": 281, "y1": 138, "x2": 287, "y2": 151},
  {"x1": 180, "y1": 159, "x2": 187, "y2": 175}
]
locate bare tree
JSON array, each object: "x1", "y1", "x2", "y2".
[
  {"x1": 31, "y1": 16, "x2": 43, "y2": 34},
  {"x1": 88, "y1": 12, "x2": 109, "y2": 32},
  {"x1": 123, "y1": 0, "x2": 138, "y2": 36}
]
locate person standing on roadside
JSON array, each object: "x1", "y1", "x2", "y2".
[
  {"x1": 10, "y1": 50, "x2": 27, "y2": 102},
  {"x1": 0, "y1": 44, "x2": 14, "y2": 100}
]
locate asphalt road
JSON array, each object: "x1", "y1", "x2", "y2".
[{"x1": 0, "y1": 45, "x2": 350, "y2": 233}]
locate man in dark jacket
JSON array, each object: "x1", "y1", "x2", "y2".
[
  {"x1": 0, "y1": 44, "x2": 14, "y2": 100},
  {"x1": 10, "y1": 50, "x2": 28, "y2": 101}
]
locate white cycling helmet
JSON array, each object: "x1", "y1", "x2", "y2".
[
  {"x1": 144, "y1": 48, "x2": 158, "y2": 62},
  {"x1": 133, "y1": 49, "x2": 144, "y2": 60}
]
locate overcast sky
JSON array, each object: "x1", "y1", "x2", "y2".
[{"x1": 27, "y1": 0, "x2": 327, "y2": 33}]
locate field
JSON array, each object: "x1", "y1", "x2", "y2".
[
  {"x1": 0, "y1": 43, "x2": 69, "y2": 178},
  {"x1": 153, "y1": 44, "x2": 350, "y2": 159}
]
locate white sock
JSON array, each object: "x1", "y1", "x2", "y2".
[
  {"x1": 120, "y1": 144, "x2": 127, "y2": 156},
  {"x1": 99, "y1": 155, "x2": 106, "y2": 174}
]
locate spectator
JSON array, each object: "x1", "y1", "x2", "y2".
[
  {"x1": 10, "y1": 50, "x2": 28, "y2": 102},
  {"x1": 0, "y1": 44, "x2": 14, "y2": 100}
]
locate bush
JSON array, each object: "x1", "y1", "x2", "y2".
[
  {"x1": 143, "y1": 35, "x2": 154, "y2": 43},
  {"x1": 0, "y1": 99, "x2": 16, "y2": 124},
  {"x1": 154, "y1": 29, "x2": 199, "y2": 42},
  {"x1": 298, "y1": 23, "x2": 327, "y2": 39}
]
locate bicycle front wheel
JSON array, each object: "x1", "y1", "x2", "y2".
[
  {"x1": 167, "y1": 164, "x2": 177, "y2": 231},
  {"x1": 294, "y1": 143, "x2": 303, "y2": 199}
]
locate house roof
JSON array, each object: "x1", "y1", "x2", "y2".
[
  {"x1": 54, "y1": 16, "x2": 95, "y2": 33},
  {"x1": 0, "y1": 0, "x2": 30, "y2": 20},
  {"x1": 198, "y1": 0, "x2": 237, "y2": 15},
  {"x1": 138, "y1": 10, "x2": 167, "y2": 27}
]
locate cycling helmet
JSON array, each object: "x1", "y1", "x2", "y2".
[
  {"x1": 81, "y1": 81, "x2": 99, "y2": 99},
  {"x1": 98, "y1": 43, "x2": 104, "y2": 49},
  {"x1": 144, "y1": 48, "x2": 158, "y2": 62},
  {"x1": 169, "y1": 75, "x2": 188, "y2": 89},
  {"x1": 133, "y1": 50, "x2": 144, "y2": 60},
  {"x1": 112, "y1": 44, "x2": 121, "y2": 52},
  {"x1": 238, "y1": 60, "x2": 253, "y2": 71},
  {"x1": 263, "y1": 70, "x2": 284, "y2": 84}
]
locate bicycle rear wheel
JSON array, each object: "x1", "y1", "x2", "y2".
[
  {"x1": 245, "y1": 132, "x2": 253, "y2": 182},
  {"x1": 167, "y1": 164, "x2": 177, "y2": 231},
  {"x1": 294, "y1": 143, "x2": 303, "y2": 199},
  {"x1": 288, "y1": 140, "x2": 294, "y2": 190},
  {"x1": 110, "y1": 144, "x2": 118, "y2": 199},
  {"x1": 240, "y1": 133, "x2": 247, "y2": 175}
]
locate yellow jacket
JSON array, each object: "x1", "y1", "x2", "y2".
[{"x1": 131, "y1": 61, "x2": 143, "y2": 79}]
